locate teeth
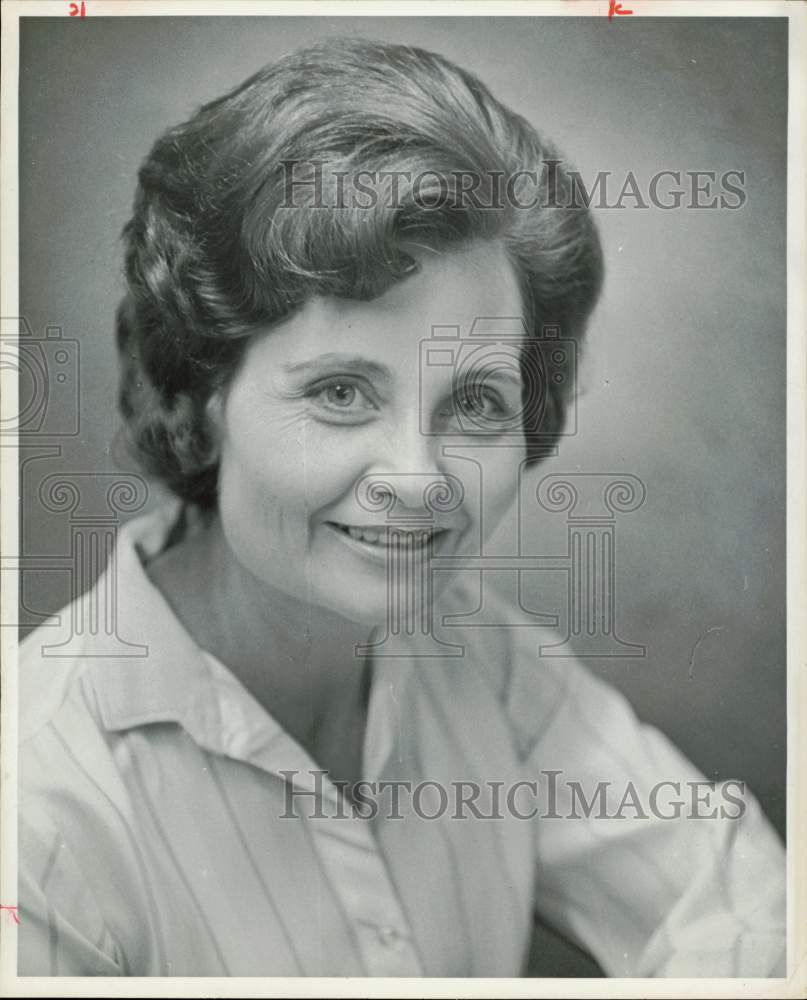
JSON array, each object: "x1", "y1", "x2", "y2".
[
  {"x1": 347, "y1": 526, "x2": 381, "y2": 544},
  {"x1": 334, "y1": 523, "x2": 443, "y2": 547}
]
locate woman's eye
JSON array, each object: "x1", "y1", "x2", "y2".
[
  {"x1": 324, "y1": 383, "x2": 358, "y2": 407},
  {"x1": 308, "y1": 379, "x2": 376, "y2": 420},
  {"x1": 445, "y1": 384, "x2": 514, "y2": 430},
  {"x1": 456, "y1": 386, "x2": 488, "y2": 416},
  {"x1": 454, "y1": 385, "x2": 508, "y2": 423}
]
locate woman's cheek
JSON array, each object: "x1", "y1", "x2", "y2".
[
  {"x1": 223, "y1": 419, "x2": 368, "y2": 528},
  {"x1": 443, "y1": 443, "x2": 523, "y2": 528},
  {"x1": 298, "y1": 423, "x2": 380, "y2": 494},
  {"x1": 480, "y1": 449, "x2": 524, "y2": 535}
]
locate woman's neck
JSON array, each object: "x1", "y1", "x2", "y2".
[{"x1": 144, "y1": 510, "x2": 375, "y2": 744}]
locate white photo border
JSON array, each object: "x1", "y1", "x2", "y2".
[{"x1": 1, "y1": 3, "x2": 804, "y2": 998}]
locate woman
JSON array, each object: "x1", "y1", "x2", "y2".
[{"x1": 18, "y1": 38, "x2": 785, "y2": 978}]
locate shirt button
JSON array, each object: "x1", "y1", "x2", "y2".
[{"x1": 377, "y1": 925, "x2": 400, "y2": 946}]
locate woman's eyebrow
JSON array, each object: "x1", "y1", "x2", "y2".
[
  {"x1": 453, "y1": 365, "x2": 524, "y2": 390},
  {"x1": 280, "y1": 354, "x2": 393, "y2": 381},
  {"x1": 280, "y1": 353, "x2": 524, "y2": 389},
  {"x1": 469, "y1": 367, "x2": 524, "y2": 388}
]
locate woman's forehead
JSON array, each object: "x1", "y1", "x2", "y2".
[{"x1": 251, "y1": 243, "x2": 525, "y2": 369}]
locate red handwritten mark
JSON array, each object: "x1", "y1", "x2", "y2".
[
  {"x1": 0, "y1": 905, "x2": 20, "y2": 924},
  {"x1": 608, "y1": 0, "x2": 633, "y2": 17},
  {"x1": 69, "y1": 1, "x2": 86, "y2": 16}
]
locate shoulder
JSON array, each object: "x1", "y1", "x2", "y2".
[
  {"x1": 18, "y1": 500, "x2": 188, "y2": 748},
  {"x1": 17, "y1": 610, "x2": 135, "y2": 831},
  {"x1": 18, "y1": 616, "x2": 95, "y2": 746}
]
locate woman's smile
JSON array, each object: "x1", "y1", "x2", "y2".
[
  {"x1": 325, "y1": 520, "x2": 456, "y2": 562},
  {"x1": 214, "y1": 242, "x2": 527, "y2": 625}
]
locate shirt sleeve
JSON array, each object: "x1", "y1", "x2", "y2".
[{"x1": 503, "y1": 634, "x2": 786, "y2": 978}]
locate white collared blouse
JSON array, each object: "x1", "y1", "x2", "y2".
[{"x1": 18, "y1": 502, "x2": 786, "y2": 978}]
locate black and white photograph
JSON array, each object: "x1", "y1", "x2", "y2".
[{"x1": 0, "y1": 2, "x2": 804, "y2": 995}]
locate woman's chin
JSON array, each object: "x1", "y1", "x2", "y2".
[{"x1": 332, "y1": 596, "x2": 396, "y2": 631}]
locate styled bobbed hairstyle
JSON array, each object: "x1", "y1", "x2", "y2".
[{"x1": 117, "y1": 38, "x2": 603, "y2": 509}]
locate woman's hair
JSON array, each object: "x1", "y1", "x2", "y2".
[{"x1": 117, "y1": 37, "x2": 603, "y2": 508}]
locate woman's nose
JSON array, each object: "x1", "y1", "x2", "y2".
[{"x1": 362, "y1": 416, "x2": 456, "y2": 515}]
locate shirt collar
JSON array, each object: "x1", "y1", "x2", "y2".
[
  {"x1": 86, "y1": 499, "x2": 228, "y2": 740},
  {"x1": 83, "y1": 500, "x2": 414, "y2": 784}
]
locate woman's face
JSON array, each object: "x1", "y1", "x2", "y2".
[{"x1": 213, "y1": 242, "x2": 528, "y2": 625}]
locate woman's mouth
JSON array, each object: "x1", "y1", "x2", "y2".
[{"x1": 325, "y1": 521, "x2": 450, "y2": 556}]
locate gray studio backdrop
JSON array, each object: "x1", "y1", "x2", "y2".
[{"x1": 18, "y1": 14, "x2": 787, "y2": 963}]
